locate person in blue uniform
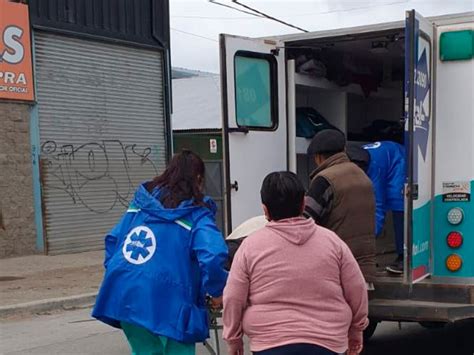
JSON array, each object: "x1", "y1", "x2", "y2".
[
  {"x1": 92, "y1": 150, "x2": 228, "y2": 355},
  {"x1": 347, "y1": 141, "x2": 406, "y2": 274}
]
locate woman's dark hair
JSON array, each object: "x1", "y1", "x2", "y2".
[
  {"x1": 148, "y1": 150, "x2": 205, "y2": 208},
  {"x1": 260, "y1": 171, "x2": 305, "y2": 221}
]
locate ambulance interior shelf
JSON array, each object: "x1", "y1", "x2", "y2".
[
  {"x1": 290, "y1": 29, "x2": 405, "y2": 152},
  {"x1": 295, "y1": 105, "x2": 403, "y2": 154},
  {"x1": 294, "y1": 72, "x2": 401, "y2": 99}
]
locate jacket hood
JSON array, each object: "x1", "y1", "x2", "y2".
[
  {"x1": 130, "y1": 182, "x2": 216, "y2": 222},
  {"x1": 346, "y1": 142, "x2": 370, "y2": 172},
  {"x1": 265, "y1": 217, "x2": 318, "y2": 245}
]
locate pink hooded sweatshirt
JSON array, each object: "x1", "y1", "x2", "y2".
[{"x1": 223, "y1": 217, "x2": 368, "y2": 354}]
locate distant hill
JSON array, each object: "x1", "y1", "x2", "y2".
[{"x1": 172, "y1": 67, "x2": 217, "y2": 79}]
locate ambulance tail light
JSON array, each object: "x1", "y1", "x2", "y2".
[
  {"x1": 447, "y1": 207, "x2": 464, "y2": 225},
  {"x1": 446, "y1": 231, "x2": 463, "y2": 249},
  {"x1": 446, "y1": 254, "x2": 463, "y2": 272}
]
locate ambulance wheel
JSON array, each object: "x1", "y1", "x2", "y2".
[
  {"x1": 419, "y1": 321, "x2": 446, "y2": 329},
  {"x1": 363, "y1": 318, "x2": 378, "y2": 342}
]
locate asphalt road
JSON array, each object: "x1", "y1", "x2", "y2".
[{"x1": 1, "y1": 308, "x2": 473, "y2": 355}]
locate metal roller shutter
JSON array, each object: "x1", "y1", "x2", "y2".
[{"x1": 34, "y1": 31, "x2": 167, "y2": 254}]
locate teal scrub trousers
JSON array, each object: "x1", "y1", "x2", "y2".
[{"x1": 121, "y1": 322, "x2": 195, "y2": 355}]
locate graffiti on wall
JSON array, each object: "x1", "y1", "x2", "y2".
[{"x1": 40, "y1": 140, "x2": 159, "y2": 214}]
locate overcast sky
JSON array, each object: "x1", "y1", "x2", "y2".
[{"x1": 170, "y1": 0, "x2": 473, "y2": 72}]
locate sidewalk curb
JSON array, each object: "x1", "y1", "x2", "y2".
[{"x1": 0, "y1": 292, "x2": 97, "y2": 319}]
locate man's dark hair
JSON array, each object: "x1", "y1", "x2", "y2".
[{"x1": 260, "y1": 171, "x2": 305, "y2": 221}]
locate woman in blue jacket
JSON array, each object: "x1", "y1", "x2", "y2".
[{"x1": 92, "y1": 150, "x2": 228, "y2": 355}]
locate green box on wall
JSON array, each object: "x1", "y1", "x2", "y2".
[
  {"x1": 172, "y1": 130, "x2": 225, "y2": 232},
  {"x1": 440, "y1": 30, "x2": 473, "y2": 61},
  {"x1": 173, "y1": 131, "x2": 223, "y2": 161}
]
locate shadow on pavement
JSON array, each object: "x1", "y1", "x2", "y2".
[{"x1": 364, "y1": 320, "x2": 474, "y2": 355}]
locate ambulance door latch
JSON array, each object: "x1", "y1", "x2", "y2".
[{"x1": 230, "y1": 181, "x2": 239, "y2": 192}]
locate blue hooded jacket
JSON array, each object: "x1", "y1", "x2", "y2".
[
  {"x1": 363, "y1": 141, "x2": 406, "y2": 236},
  {"x1": 92, "y1": 183, "x2": 228, "y2": 343}
]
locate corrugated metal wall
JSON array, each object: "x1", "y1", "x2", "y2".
[
  {"x1": 29, "y1": 0, "x2": 170, "y2": 49},
  {"x1": 35, "y1": 31, "x2": 166, "y2": 254}
]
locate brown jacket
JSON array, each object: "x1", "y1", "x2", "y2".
[{"x1": 310, "y1": 152, "x2": 376, "y2": 282}]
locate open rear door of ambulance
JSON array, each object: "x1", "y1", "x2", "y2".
[
  {"x1": 220, "y1": 35, "x2": 287, "y2": 234},
  {"x1": 404, "y1": 10, "x2": 435, "y2": 283}
]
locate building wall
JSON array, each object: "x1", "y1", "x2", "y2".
[{"x1": 0, "y1": 102, "x2": 37, "y2": 258}]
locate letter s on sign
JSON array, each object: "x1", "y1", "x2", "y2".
[{"x1": 1, "y1": 26, "x2": 25, "y2": 64}]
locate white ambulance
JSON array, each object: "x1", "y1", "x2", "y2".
[{"x1": 219, "y1": 10, "x2": 474, "y2": 333}]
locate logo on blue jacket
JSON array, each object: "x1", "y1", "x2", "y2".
[
  {"x1": 122, "y1": 226, "x2": 156, "y2": 265},
  {"x1": 364, "y1": 142, "x2": 382, "y2": 150}
]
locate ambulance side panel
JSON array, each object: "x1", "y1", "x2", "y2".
[{"x1": 433, "y1": 21, "x2": 474, "y2": 278}]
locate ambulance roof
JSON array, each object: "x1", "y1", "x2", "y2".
[{"x1": 262, "y1": 11, "x2": 474, "y2": 44}]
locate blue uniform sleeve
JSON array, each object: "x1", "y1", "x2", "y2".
[
  {"x1": 104, "y1": 212, "x2": 136, "y2": 268},
  {"x1": 385, "y1": 143, "x2": 406, "y2": 212},
  {"x1": 192, "y1": 216, "x2": 229, "y2": 297},
  {"x1": 104, "y1": 234, "x2": 118, "y2": 269},
  {"x1": 367, "y1": 163, "x2": 387, "y2": 237}
]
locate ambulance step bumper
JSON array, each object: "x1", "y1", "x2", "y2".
[{"x1": 369, "y1": 298, "x2": 474, "y2": 322}]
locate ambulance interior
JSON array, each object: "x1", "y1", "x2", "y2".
[{"x1": 287, "y1": 29, "x2": 406, "y2": 271}]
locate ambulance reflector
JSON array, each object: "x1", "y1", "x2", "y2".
[
  {"x1": 447, "y1": 207, "x2": 464, "y2": 225},
  {"x1": 446, "y1": 254, "x2": 463, "y2": 272},
  {"x1": 446, "y1": 231, "x2": 463, "y2": 249}
]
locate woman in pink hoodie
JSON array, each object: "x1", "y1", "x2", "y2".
[{"x1": 223, "y1": 172, "x2": 368, "y2": 355}]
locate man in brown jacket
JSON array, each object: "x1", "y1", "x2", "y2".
[{"x1": 304, "y1": 129, "x2": 376, "y2": 284}]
